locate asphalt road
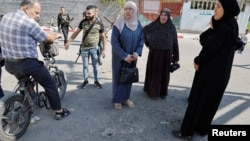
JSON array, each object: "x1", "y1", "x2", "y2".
[{"x1": 1, "y1": 30, "x2": 250, "y2": 141}]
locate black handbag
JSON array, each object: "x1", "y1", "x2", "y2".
[
  {"x1": 170, "y1": 63, "x2": 180, "y2": 73},
  {"x1": 119, "y1": 62, "x2": 139, "y2": 83}
]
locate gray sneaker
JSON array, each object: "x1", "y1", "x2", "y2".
[
  {"x1": 80, "y1": 80, "x2": 89, "y2": 89},
  {"x1": 94, "y1": 81, "x2": 102, "y2": 89}
]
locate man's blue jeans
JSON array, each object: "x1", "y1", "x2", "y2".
[{"x1": 81, "y1": 47, "x2": 99, "y2": 81}]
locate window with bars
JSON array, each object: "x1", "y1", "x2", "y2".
[
  {"x1": 190, "y1": 0, "x2": 216, "y2": 10},
  {"x1": 190, "y1": 0, "x2": 247, "y2": 12}
]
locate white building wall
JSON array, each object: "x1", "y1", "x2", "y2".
[
  {"x1": 237, "y1": 5, "x2": 250, "y2": 34},
  {"x1": 180, "y1": 1, "x2": 250, "y2": 34}
]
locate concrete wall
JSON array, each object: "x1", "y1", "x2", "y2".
[
  {"x1": 2, "y1": 0, "x2": 248, "y2": 34},
  {"x1": 0, "y1": 0, "x2": 121, "y2": 29}
]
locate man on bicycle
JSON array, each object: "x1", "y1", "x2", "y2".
[{"x1": 0, "y1": 0, "x2": 70, "y2": 120}]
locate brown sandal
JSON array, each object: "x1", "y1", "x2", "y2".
[
  {"x1": 114, "y1": 103, "x2": 122, "y2": 110},
  {"x1": 123, "y1": 99, "x2": 135, "y2": 108}
]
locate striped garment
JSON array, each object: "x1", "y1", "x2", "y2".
[{"x1": 0, "y1": 9, "x2": 47, "y2": 59}]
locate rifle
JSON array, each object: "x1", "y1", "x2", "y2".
[
  {"x1": 103, "y1": 14, "x2": 120, "y2": 27},
  {"x1": 63, "y1": 18, "x2": 74, "y2": 29},
  {"x1": 75, "y1": 19, "x2": 96, "y2": 63},
  {"x1": 75, "y1": 45, "x2": 82, "y2": 63}
]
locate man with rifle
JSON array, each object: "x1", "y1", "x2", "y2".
[
  {"x1": 65, "y1": 5, "x2": 107, "y2": 89},
  {"x1": 57, "y1": 7, "x2": 73, "y2": 45}
]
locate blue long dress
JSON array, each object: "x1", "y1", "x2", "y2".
[{"x1": 111, "y1": 23, "x2": 144, "y2": 103}]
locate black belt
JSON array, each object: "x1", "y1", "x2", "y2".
[
  {"x1": 5, "y1": 58, "x2": 26, "y2": 62},
  {"x1": 81, "y1": 43, "x2": 97, "y2": 48}
]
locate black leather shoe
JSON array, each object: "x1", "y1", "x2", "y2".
[
  {"x1": 80, "y1": 80, "x2": 89, "y2": 89},
  {"x1": 172, "y1": 130, "x2": 193, "y2": 140},
  {"x1": 197, "y1": 131, "x2": 207, "y2": 137},
  {"x1": 160, "y1": 94, "x2": 167, "y2": 99}
]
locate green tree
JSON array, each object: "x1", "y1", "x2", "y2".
[{"x1": 100, "y1": 0, "x2": 126, "y2": 7}]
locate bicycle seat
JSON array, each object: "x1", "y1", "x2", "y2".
[{"x1": 16, "y1": 75, "x2": 33, "y2": 85}]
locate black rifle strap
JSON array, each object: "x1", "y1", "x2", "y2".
[
  {"x1": 75, "y1": 19, "x2": 96, "y2": 63},
  {"x1": 82, "y1": 19, "x2": 96, "y2": 44}
]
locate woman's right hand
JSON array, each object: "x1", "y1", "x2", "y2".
[
  {"x1": 124, "y1": 55, "x2": 134, "y2": 63},
  {"x1": 194, "y1": 63, "x2": 199, "y2": 71}
]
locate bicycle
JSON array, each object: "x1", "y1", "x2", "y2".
[
  {"x1": 47, "y1": 15, "x2": 57, "y2": 28},
  {"x1": 0, "y1": 41, "x2": 67, "y2": 141}
]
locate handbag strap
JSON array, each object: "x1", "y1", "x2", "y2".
[{"x1": 123, "y1": 61, "x2": 136, "y2": 69}]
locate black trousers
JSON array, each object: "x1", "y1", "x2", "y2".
[
  {"x1": 61, "y1": 26, "x2": 69, "y2": 44},
  {"x1": 0, "y1": 67, "x2": 4, "y2": 98},
  {"x1": 5, "y1": 58, "x2": 62, "y2": 110}
]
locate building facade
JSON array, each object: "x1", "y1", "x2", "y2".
[{"x1": 138, "y1": 0, "x2": 250, "y2": 34}]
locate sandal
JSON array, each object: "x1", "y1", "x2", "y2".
[
  {"x1": 114, "y1": 103, "x2": 122, "y2": 110},
  {"x1": 55, "y1": 108, "x2": 70, "y2": 120},
  {"x1": 123, "y1": 99, "x2": 135, "y2": 108}
]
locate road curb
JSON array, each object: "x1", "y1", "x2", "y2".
[
  {"x1": 41, "y1": 26, "x2": 199, "y2": 39},
  {"x1": 41, "y1": 26, "x2": 75, "y2": 32}
]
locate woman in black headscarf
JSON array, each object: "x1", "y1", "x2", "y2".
[
  {"x1": 172, "y1": 0, "x2": 240, "y2": 140},
  {"x1": 143, "y1": 8, "x2": 179, "y2": 99}
]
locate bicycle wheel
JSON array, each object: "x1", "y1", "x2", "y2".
[
  {"x1": 52, "y1": 70, "x2": 67, "y2": 100},
  {"x1": 0, "y1": 94, "x2": 32, "y2": 141}
]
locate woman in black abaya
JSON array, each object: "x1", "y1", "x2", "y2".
[
  {"x1": 143, "y1": 8, "x2": 179, "y2": 99},
  {"x1": 172, "y1": 0, "x2": 241, "y2": 140}
]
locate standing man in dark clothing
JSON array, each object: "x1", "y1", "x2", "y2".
[{"x1": 57, "y1": 7, "x2": 72, "y2": 45}]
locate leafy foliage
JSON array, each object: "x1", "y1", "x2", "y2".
[{"x1": 100, "y1": 0, "x2": 126, "y2": 7}]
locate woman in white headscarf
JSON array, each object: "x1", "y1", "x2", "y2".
[{"x1": 111, "y1": 1, "x2": 144, "y2": 110}]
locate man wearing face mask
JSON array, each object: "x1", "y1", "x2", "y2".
[
  {"x1": 65, "y1": 5, "x2": 107, "y2": 89},
  {"x1": 0, "y1": 0, "x2": 70, "y2": 120}
]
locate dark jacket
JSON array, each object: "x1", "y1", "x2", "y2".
[{"x1": 57, "y1": 13, "x2": 70, "y2": 28}]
